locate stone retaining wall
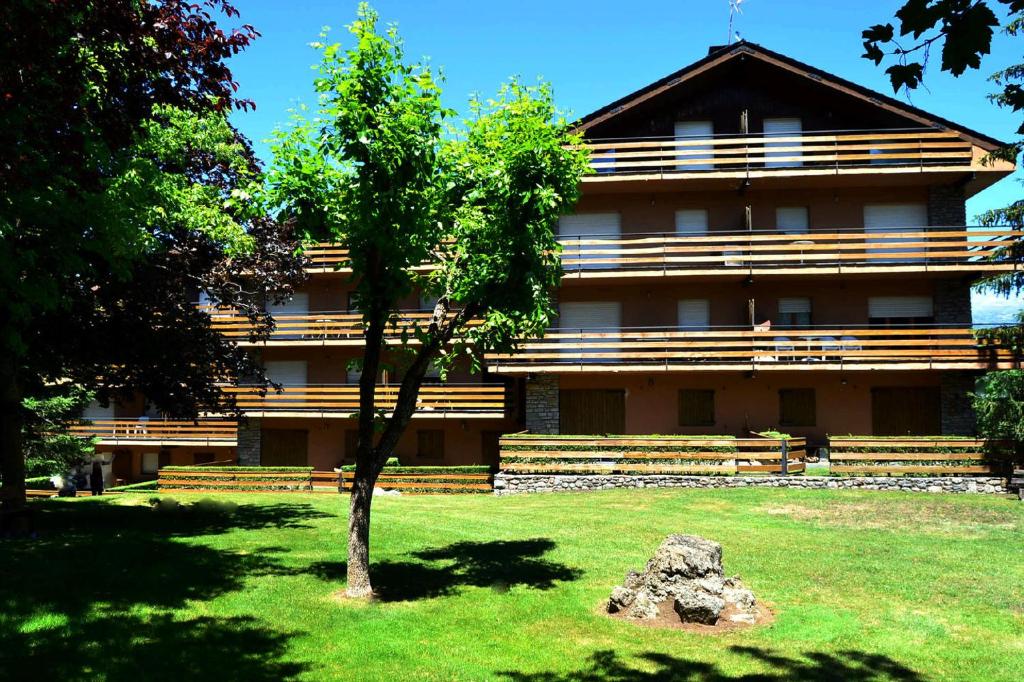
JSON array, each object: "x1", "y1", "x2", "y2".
[{"x1": 493, "y1": 473, "x2": 1010, "y2": 495}]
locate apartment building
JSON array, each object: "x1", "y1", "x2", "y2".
[{"x1": 81, "y1": 42, "x2": 1019, "y2": 479}]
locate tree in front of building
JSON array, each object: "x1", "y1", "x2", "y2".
[
  {"x1": 265, "y1": 3, "x2": 589, "y2": 598},
  {"x1": 863, "y1": 0, "x2": 1024, "y2": 449},
  {"x1": 0, "y1": 1, "x2": 305, "y2": 511}
]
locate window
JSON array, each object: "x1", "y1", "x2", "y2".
[
  {"x1": 417, "y1": 430, "x2": 445, "y2": 459},
  {"x1": 558, "y1": 214, "x2": 621, "y2": 270},
  {"x1": 863, "y1": 204, "x2": 928, "y2": 262},
  {"x1": 674, "y1": 121, "x2": 713, "y2": 170},
  {"x1": 263, "y1": 360, "x2": 307, "y2": 386},
  {"x1": 679, "y1": 390, "x2": 715, "y2": 426},
  {"x1": 868, "y1": 296, "x2": 934, "y2": 327},
  {"x1": 346, "y1": 291, "x2": 360, "y2": 313},
  {"x1": 764, "y1": 118, "x2": 802, "y2": 168},
  {"x1": 678, "y1": 300, "x2": 710, "y2": 330},
  {"x1": 778, "y1": 297, "x2": 811, "y2": 327},
  {"x1": 775, "y1": 207, "x2": 809, "y2": 234},
  {"x1": 141, "y1": 452, "x2": 160, "y2": 475},
  {"x1": 267, "y1": 292, "x2": 308, "y2": 318},
  {"x1": 779, "y1": 389, "x2": 816, "y2": 427},
  {"x1": 675, "y1": 209, "x2": 709, "y2": 235}
]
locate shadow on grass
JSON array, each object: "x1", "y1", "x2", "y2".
[
  {"x1": 498, "y1": 648, "x2": 924, "y2": 682},
  {"x1": 0, "y1": 498, "x2": 331, "y2": 679},
  {"x1": 308, "y1": 538, "x2": 582, "y2": 601}
]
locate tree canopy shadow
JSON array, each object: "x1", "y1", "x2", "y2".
[
  {"x1": 0, "y1": 498, "x2": 327, "y2": 679},
  {"x1": 497, "y1": 647, "x2": 925, "y2": 682},
  {"x1": 307, "y1": 538, "x2": 582, "y2": 601}
]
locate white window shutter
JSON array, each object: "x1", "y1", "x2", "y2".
[
  {"x1": 268, "y1": 292, "x2": 309, "y2": 317},
  {"x1": 263, "y1": 360, "x2": 308, "y2": 386},
  {"x1": 674, "y1": 121, "x2": 714, "y2": 171},
  {"x1": 778, "y1": 297, "x2": 812, "y2": 314},
  {"x1": 678, "y1": 300, "x2": 710, "y2": 330},
  {"x1": 776, "y1": 207, "x2": 809, "y2": 234},
  {"x1": 764, "y1": 118, "x2": 802, "y2": 168},
  {"x1": 863, "y1": 204, "x2": 928, "y2": 261},
  {"x1": 559, "y1": 213, "x2": 621, "y2": 270},
  {"x1": 675, "y1": 209, "x2": 709, "y2": 235},
  {"x1": 868, "y1": 296, "x2": 934, "y2": 318}
]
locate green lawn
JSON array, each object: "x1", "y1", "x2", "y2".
[{"x1": 2, "y1": 489, "x2": 1023, "y2": 681}]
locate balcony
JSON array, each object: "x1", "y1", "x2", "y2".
[
  {"x1": 485, "y1": 325, "x2": 1019, "y2": 373},
  {"x1": 225, "y1": 384, "x2": 508, "y2": 419},
  {"x1": 69, "y1": 419, "x2": 238, "y2": 446},
  {"x1": 206, "y1": 310, "x2": 482, "y2": 346},
  {"x1": 577, "y1": 128, "x2": 1011, "y2": 193},
  {"x1": 559, "y1": 226, "x2": 1021, "y2": 280}
]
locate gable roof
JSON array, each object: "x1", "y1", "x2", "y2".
[{"x1": 573, "y1": 41, "x2": 1006, "y2": 150}]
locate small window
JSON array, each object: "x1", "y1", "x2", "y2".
[
  {"x1": 868, "y1": 296, "x2": 935, "y2": 327},
  {"x1": 346, "y1": 291, "x2": 360, "y2": 313},
  {"x1": 141, "y1": 452, "x2": 160, "y2": 475},
  {"x1": 675, "y1": 209, "x2": 709, "y2": 235},
  {"x1": 779, "y1": 389, "x2": 816, "y2": 427},
  {"x1": 417, "y1": 430, "x2": 445, "y2": 459},
  {"x1": 193, "y1": 452, "x2": 215, "y2": 465},
  {"x1": 778, "y1": 297, "x2": 811, "y2": 327},
  {"x1": 679, "y1": 390, "x2": 715, "y2": 427},
  {"x1": 678, "y1": 300, "x2": 710, "y2": 330}
]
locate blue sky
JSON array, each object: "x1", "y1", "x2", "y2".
[{"x1": 227, "y1": 0, "x2": 1022, "y2": 322}]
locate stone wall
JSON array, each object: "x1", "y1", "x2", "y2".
[
  {"x1": 940, "y1": 372, "x2": 978, "y2": 435},
  {"x1": 524, "y1": 375, "x2": 559, "y2": 434},
  {"x1": 934, "y1": 279, "x2": 973, "y2": 324},
  {"x1": 493, "y1": 473, "x2": 1009, "y2": 495},
  {"x1": 237, "y1": 418, "x2": 261, "y2": 466},
  {"x1": 927, "y1": 184, "x2": 967, "y2": 227}
]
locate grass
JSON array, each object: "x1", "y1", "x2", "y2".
[{"x1": 2, "y1": 489, "x2": 1023, "y2": 681}]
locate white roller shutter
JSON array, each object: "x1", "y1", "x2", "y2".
[
  {"x1": 674, "y1": 121, "x2": 713, "y2": 171},
  {"x1": 268, "y1": 292, "x2": 309, "y2": 317},
  {"x1": 764, "y1": 118, "x2": 802, "y2": 168},
  {"x1": 675, "y1": 209, "x2": 709, "y2": 235},
  {"x1": 864, "y1": 204, "x2": 928, "y2": 261},
  {"x1": 776, "y1": 207, "x2": 809, "y2": 234},
  {"x1": 778, "y1": 297, "x2": 811, "y2": 314},
  {"x1": 559, "y1": 302, "x2": 621, "y2": 361},
  {"x1": 83, "y1": 400, "x2": 115, "y2": 420},
  {"x1": 264, "y1": 360, "x2": 307, "y2": 386},
  {"x1": 559, "y1": 213, "x2": 620, "y2": 270},
  {"x1": 678, "y1": 300, "x2": 710, "y2": 330},
  {"x1": 868, "y1": 296, "x2": 934, "y2": 318}
]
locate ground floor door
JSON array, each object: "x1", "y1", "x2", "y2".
[
  {"x1": 260, "y1": 429, "x2": 309, "y2": 467},
  {"x1": 111, "y1": 450, "x2": 132, "y2": 484},
  {"x1": 559, "y1": 389, "x2": 626, "y2": 434},
  {"x1": 871, "y1": 387, "x2": 941, "y2": 435}
]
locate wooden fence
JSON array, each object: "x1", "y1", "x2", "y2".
[
  {"x1": 337, "y1": 470, "x2": 494, "y2": 493},
  {"x1": 498, "y1": 434, "x2": 806, "y2": 475},
  {"x1": 828, "y1": 437, "x2": 1012, "y2": 476},
  {"x1": 69, "y1": 419, "x2": 237, "y2": 446},
  {"x1": 157, "y1": 468, "x2": 314, "y2": 493},
  {"x1": 224, "y1": 384, "x2": 507, "y2": 418}
]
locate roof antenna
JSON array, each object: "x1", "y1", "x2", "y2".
[{"x1": 728, "y1": 0, "x2": 744, "y2": 44}]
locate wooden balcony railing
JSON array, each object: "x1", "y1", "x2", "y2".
[
  {"x1": 225, "y1": 384, "x2": 507, "y2": 418},
  {"x1": 205, "y1": 310, "x2": 481, "y2": 345},
  {"x1": 69, "y1": 419, "x2": 238, "y2": 445},
  {"x1": 581, "y1": 128, "x2": 974, "y2": 177},
  {"x1": 559, "y1": 227, "x2": 1021, "y2": 277},
  {"x1": 486, "y1": 325, "x2": 1019, "y2": 373}
]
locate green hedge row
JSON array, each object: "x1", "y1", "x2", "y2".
[
  {"x1": 107, "y1": 480, "x2": 159, "y2": 492},
  {"x1": 339, "y1": 465, "x2": 491, "y2": 474}
]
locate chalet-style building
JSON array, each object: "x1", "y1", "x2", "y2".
[{"x1": 78, "y1": 42, "x2": 1019, "y2": 481}]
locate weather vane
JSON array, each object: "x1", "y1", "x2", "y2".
[{"x1": 728, "y1": 0, "x2": 744, "y2": 44}]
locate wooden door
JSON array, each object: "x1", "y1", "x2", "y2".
[
  {"x1": 260, "y1": 429, "x2": 309, "y2": 467},
  {"x1": 559, "y1": 389, "x2": 626, "y2": 435},
  {"x1": 111, "y1": 450, "x2": 132, "y2": 484},
  {"x1": 871, "y1": 387, "x2": 940, "y2": 436}
]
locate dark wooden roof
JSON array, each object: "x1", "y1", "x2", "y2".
[{"x1": 573, "y1": 41, "x2": 1007, "y2": 150}]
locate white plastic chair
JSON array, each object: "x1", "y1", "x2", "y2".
[
  {"x1": 818, "y1": 336, "x2": 841, "y2": 361},
  {"x1": 841, "y1": 335, "x2": 862, "y2": 351},
  {"x1": 773, "y1": 336, "x2": 795, "y2": 362},
  {"x1": 134, "y1": 416, "x2": 150, "y2": 435}
]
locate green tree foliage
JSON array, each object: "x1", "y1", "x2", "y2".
[
  {"x1": 973, "y1": 370, "x2": 1024, "y2": 454},
  {"x1": 22, "y1": 387, "x2": 95, "y2": 478},
  {"x1": 265, "y1": 3, "x2": 589, "y2": 597},
  {"x1": 0, "y1": 1, "x2": 305, "y2": 510},
  {"x1": 863, "y1": 1, "x2": 1024, "y2": 447}
]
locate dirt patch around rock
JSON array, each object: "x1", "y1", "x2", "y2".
[{"x1": 605, "y1": 599, "x2": 775, "y2": 634}]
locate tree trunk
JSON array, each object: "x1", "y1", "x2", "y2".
[
  {"x1": 0, "y1": 357, "x2": 25, "y2": 512},
  {"x1": 346, "y1": 463, "x2": 377, "y2": 598}
]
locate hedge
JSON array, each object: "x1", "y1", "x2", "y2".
[
  {"x1": 107, "y1": 480, "x2": 159, "y2": 492},
  {"x1": 339, "y1": 465, "x2": 491, "y2": 474},
  {"x1": 25, "y1": 476, "x2": 55, "y2": 490}
]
